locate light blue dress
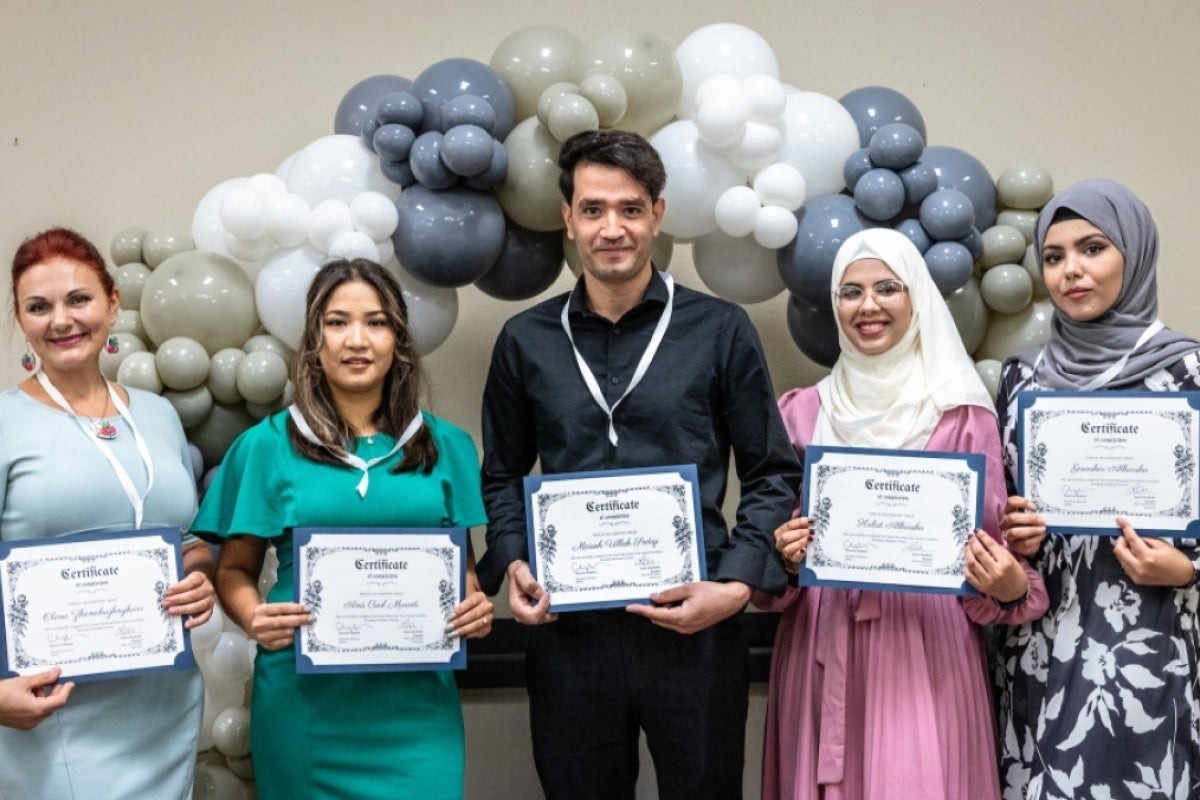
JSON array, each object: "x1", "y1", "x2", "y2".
[{"x1": 0, "y1": 385, "x2": 203, "y2": 800}]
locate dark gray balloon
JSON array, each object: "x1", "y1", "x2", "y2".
[
  {"x1": 777, "y1": 194, "x2": 869, "y2": 303},
  {"x1": 476, "y1": 219, "x2": 565, "y2": 301},
  {"x1": 854, "y1": 168, "x2": 906, "y2": 221},
  {"x1": 359, "y1": 117, "x2": 381, "y2": 152},
  {"x1": 919, "y1": 188, "x2": 975, "y2": 240},
  {"x1": 786, "y1": 293, "x2": 840, "y2": 368},
  {"x1": 373, "y1": 124, "x2": 416, "y2": 162},
  {"x1": 898, "y1": 162, "x2": 938, "y2": 207},
  {"x1": 440, "y1": 125, "x2": 495, "y2": 177},
  {"x1": 924, "y1": 241, "x2": 974, "y2": 294},
  {"x1": 409, "y1": 132, "x2": 457, "y2": 190},
  {"x1": 413, "y1": 58, "x2": 516, "y2": 139},
  {"x1": 919, "y1": 145, "x2": 997, "y2": 229},
  {"x1": 959, "y1": 227, "x2": 983, "y2": 260},
  {"x1": 377, "y1": 92, "x2": 425, "y2": 128},
  {"x1": 464, "y1": 140, "x2": 509, "y2": 191},
  {"x1": 843, "y1": 148, "x2": 873, "y2": 192},
  {"x1": 838, "y1": 86, "x2": 927, "y2": 148},
  {"x1": 334, "y1": 75, "x2": 413, "y2": 136},
  {"x1": 393, "y1": 185, "x2": 507, "y2": 287},
  {"x1": 894, "y1": 218, "x2": 932, "y2": 254},
  {"x1": 442, "y1": 94, "x2": 498, "y2": 135},
  {"x1": 380, "y1": 158, "x2": 417, "y2": 188},
  {"x1": 868, "y1": 122, "x2": 924, "y2": 170}
]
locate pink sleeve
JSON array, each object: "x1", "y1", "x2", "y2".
[{"x1": 935, "y1": 405, "x2": 1049, "y2": 626}]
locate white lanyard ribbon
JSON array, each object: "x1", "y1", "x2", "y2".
[
  {"x1": 36, "y1": 371, "x2": 154, "y2": 529},
  {"x1": 1035, "y1": 319, "x2": 1165, "y2": 391},
  {"x1": 288, "y1": 405, "x2": 423, "y2": 497},
  {"x1": 560, "y1": 273, "x2": 675, "y2": 446}
]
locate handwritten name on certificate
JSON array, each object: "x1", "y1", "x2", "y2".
[
  {"x1": 0, "y1": 528, "x2": 192, "y2": 682},
  {"x1": 525, "y1": 465, "x2": 706, "y2": 612},
  {"x1": 294, "y1": 528, "x2": 465, "y2": 673},
  {"x1": 1018, "y1": 391, "x2": 1200, "y2": 536},
  {"x1": 800, "y1": 447, "x2": 985, "y2": 595}
]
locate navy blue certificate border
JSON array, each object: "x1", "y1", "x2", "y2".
[
  {"x1": 293, "y1": 527, "x2": 467, "y2": 674},
  {"x1": 799, "y1": 446, "x2": 985, "y2": 596},
  {"x1": 0, "y1": 526, "x2": 193, "y2": 683},
  {"x1": 1017, "y1": 390, "x2": 1200, "y2": 538},
  {"x1": 524, "y1": 464, "x2": 707, "y2": 613}
]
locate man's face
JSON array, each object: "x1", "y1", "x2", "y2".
[{"x1": 563, "y1": 163, "x2": 664, "y2": 289}]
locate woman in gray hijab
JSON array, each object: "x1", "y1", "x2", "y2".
[{"x1": 994, "y1": 178, "x2": 1200, "y2": 799}]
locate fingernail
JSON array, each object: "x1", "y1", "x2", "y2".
[
  {"x1": 446, "y1": 629, "x2": 461, "y2": 641},
  {"x1": 444, "y1": 622, "x2": 457, "y2": 635}
]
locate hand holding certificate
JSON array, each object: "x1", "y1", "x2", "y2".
[
  {"x1": 0, "y1": 528, "x2": 192, "y2": 682},
  {"x1": 799, "y1": 447, "x2": 985, "y2": 595}
]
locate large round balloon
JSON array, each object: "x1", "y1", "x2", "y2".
[
  {"x1": 649, "y1": 120, "x2": 744, "y2": 239},
  {"x1": 284, "y1": 135, "x2": 400, "y2": 208},
  {"x1": 490, "y1": 26, "x2": 582, "y2": 122},
  {"x1": 776, "y1": 91, "x2": 861, "y2": 198},
  {"x1": 919, "y1": 145, "x2": 998, "y2": 230},
  {"x1": 674, "y1": 23, "x2": 779, "y2": 120},
  {"x1": 140, "y1": 251, "x2": 259, "y2": 352},
  {"x1": 777, "y1": 194, "x2": 870, "y2": 302},
  {"x1": 786, "y1": 293, "x2": 840, "y2": 368},
  {"x1": 496, "y1": 118, "x2": 564, "y2": 232},
  {"x1": 692, "y1": 229, "x2": 786, "y2": 304},
  {"x1": 255, "y1": 245, "x2": 325, "y2": 349},
  {"x1": 475, "y1": 220, "x2": 565, "y2": 301},
  {"x1": 838, "y1": 86, "x2": 928, "y2": 148},
  {"x1": 388, "y1": 262, "x2": 459, "y2": 356},
  {"x1": 412, "y1": 58, "x2": 515, "y2": 139},
  {"x1": 333, "y1": 74, "x2": 413, "y2": 136},
  {"x1": 571, "y1": 27, "x2": 682, "y2": 136},
  {"x1": 393, "y1": 186, "x2": 506, "y2": 287}
]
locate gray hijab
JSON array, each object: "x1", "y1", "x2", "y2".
[{"x1": 1016, "y1": 178, "x2": 1197, "y2": 389}]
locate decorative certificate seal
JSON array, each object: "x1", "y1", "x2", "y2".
[{"x1": 524, "y1": 465, "x2": 706, "y2": 612}]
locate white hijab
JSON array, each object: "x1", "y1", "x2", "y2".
[{"x1": 814, "y1": 228, "x2": 995, "y2": 449}]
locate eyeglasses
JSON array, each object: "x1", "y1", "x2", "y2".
[{"x1": 833, "y1": 279, "x2": 907, "y2": 307}]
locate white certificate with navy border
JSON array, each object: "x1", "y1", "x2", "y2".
[
  {"x1": 294, "y1": 528, "x2": 465, "y2": 673},
  {"x1": 525, "y1": 465, "x2": 706, "y2": 612},
  {"x1": 800, "y1": 446, "x2": 984, "y2": 595},
  {"x1": 1017, "y1": 391, "x2": 1200, "y2": 536},
  {"x1": 0, "y1": 527, "x2": 193, "y2": 682}
]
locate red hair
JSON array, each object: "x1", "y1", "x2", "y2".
[{"x1": 11, "y1": 227, "x2": 114, "y2": 311}]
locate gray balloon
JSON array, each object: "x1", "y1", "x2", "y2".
[
  {"x1": 1021, "y1": 243, "x2": 1048, "y2": 298},
  {"x1": 442, "y1": 94, "x2": 498, "y2": 135},
  {"x1": 334, "y1": 75, "x2": 413, "y2": 136},
  {"x1": 393, "y1": 185, "x2": 506, "y2": 287},
  {"x1": 786, "y1": 293, "x2": 840, "y2": 369},
  {"x1": 376, "y1": 91, "x2": 424, "y2": 128},
  {"x1": 868, "y1": 123, "x2": 924, "y2": 170},
  {"x1": 236, "y1": 351, "x2": 289, "y2": 404},
  {"x1": 777, "y1": 194, "x2": 869, "y2": 303},
  {"x1": 207, "y1": 348, "x2": 246, "y2": 405},
  {"x1": 190, "y1": 402, "x2": 257, "y2": 468},
  {"x1": 959, "y1": 227, "x2": 983, "y2": 261},
  {"x1": 164, "y1": 385, "x2": 214, "y2": 430},
  {"x1": 476, "y1": 219, "x2": 565, "y2": 301},
  {"x1": 854, "y1": 168, "x2": 906, "y2": 221},
  {"x1": 373, "y1": 124, "x2": 416, "y2": 162},
  {"x1": 116, "y1": 351, "x2": 163, "y2": 394},
  {"x1": 113, "y1": 263, "x2": 151, "y2": 311},
  {"x1": 981, "y1": 264, "x2": 1034, "y2": 314},
  {"x1": 413, "y1": 57, "x2": 515, "y2": 139},
  {"x1": 380, "y1": 159, "x2": 417, "y2": 188},
  {"x1": 838, "y1": 86, "x2": 927, "y2": 148},
  {"x1": 155, "y1": 336, "x2": 211, "y2": 391},
  {"x1": 997, "y1": 209, "x2": 1038, "y2": 247},
  {"x1": 140, "y1": 250, "x2": 258, "y2": 352},
  {"x1": 142, "y1": 225, "x2": 194, "y2": 269},
  {"x1": 894, "y1": 218, "x2": 932, "y2": 254},
  {"x1": 464, "y1": 140, "x2": 509, "y2": 191},
  {"x1": 919, "y1": 189, "x2": 975, "y2": 241},
  {"x1": 441, "y1": 125, "x2": 495, "y2": 177},
  {"x1": 99, "y1": 333, "x2": 147, "y2": 381},
  {"x1": 924, "y1": 241, "x2": 974, "y2": 295},
  {"x1": 110, "y1": 227, "x2": 147, "y2": 266},
  {"x1": 843, "y1": 149, "x2": 873, "y2": 192},
  {"x1": 920, "y1": 145, "x2": 997, "y2": 229},
  {"x1": 245, "y1": 396, "x2": 290, "y2": 421},
  {"x1": 243, "y1": 334, "x2": 294, "y2": 365},
  {"x1": 898, "y1": 162, "x2": 938, "y2": 207},
  {"x1": 980, "y1": 225, "x2": 1027, "y2": 269},
  {"x1": 410, "y1": 132, "x2": 457, "y2": 189},
  {"x1": 945, "y1": 277, "x2": 988, "y2": 355}
]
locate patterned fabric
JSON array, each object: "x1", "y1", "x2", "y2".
[{"x1": 996, "y1": 356, "x2": 1200, "y2": 800}]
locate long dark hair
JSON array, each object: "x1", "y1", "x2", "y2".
[{"x1": 288, "y1": 258, "x2": 438, "y2": 473}]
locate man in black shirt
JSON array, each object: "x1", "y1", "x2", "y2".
[{"x1": 477, "y1": 129, "x2": 802, "y2": 799}]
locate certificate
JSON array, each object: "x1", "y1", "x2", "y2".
[
  {"x1": 800, "y1": 447, "x2": 984, "y2": 595},
  {"x1": 293, "y1": 528, "x2": 466, "y2": 673},
  {"x1": 1017, "y1": 391, "x2": 1200, "y2": 536},
  {"x1": 0, "y1": 527, "x2": 192, "y2": 682},
  {"x1": 525, "y1": 465, "x2": 706, "y2": 612}
]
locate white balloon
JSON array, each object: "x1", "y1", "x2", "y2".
[
  {"x1": 730, "y1": 120, "x2": 783, "y2": 173},
  {"x1": 693, "y1": 74, "x2": 743, "y2": 113},
  {"x1": 695, "y1": 94, "x2": 749, "y2": 149},
  {"x1": 285, "y1": 134, "x2": 400, "y2": 208},
  {"x1": 225, "y1": 755, "x2": 255, "y2": 781},
  {"x1": 246, "y1": 172, "x2": 288, "y2": 197},
  {"x1": 349, "y1": 191, "x2": 400, "y2": 240},
  {"x1": 752, "y1": 163, "x2": 807, "y2": 211},
  {"x1": 649, "y1": 120, "x2": 744, "y2": 239},
  {"x1": 753, "y1": 204, "x2": 799, "y2": 249},
  {"x1": 308, "y1": 200, "x2": 354, "y2": 254},
  {"x1": 675, "y1": 23, "x2": 780, "y2": 119},
  {"x1": 190, "y1": 602, "x2": 226, "y2": 655},
  {"x1": 714, "y1": 185, "x2": 760, "y2": 238},
  {"x1": 208, "y1": 631, "x2": 254, "y2": 683},
  {"x1": 374, "y1": 238, "x2": 395, "y2": 265},
  {"x1": 692, "y1": 228, "x2": 786, "y2": 304},
  {"x1": 776, "y1": 91, "x2": 861, "y2": 198},
  {"x1": 275, "y1": 149, "x2": 300, "y2": 181},
  {"x1": 212, "y1": 707, "x2": 251, "y2": 758},
  {"x1": 192, "y1": 178, "x2": 263, "y2": 274},
  {"x1": 220, "y1": 186, "x2": 270, "y2": 241},
  {"x1": 255, "y1": 245, "x2": 325, "y2": 349},
  {"x1": 389, "y1": 261, "x2": 458, "y2": 356},
  {"x1": 742, "y1": 73, "x2": 787, "y2": 121},
  {"x1": 328, "y1": 231, "x2": 380, "y2": 262},
  {"x1": 192, "y1": 761, "x2": 249, "y2": 800},
  {"x1": 267, "y1": 194, "x2": 311, "y2": 248},
  {"x1": 222, "y1": 231, "x2": 276, "y2": 263}
]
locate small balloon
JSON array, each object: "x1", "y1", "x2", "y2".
[
  {"x1": 441, "y1": 94, "x2": 497, "y2": 135},
  {"x1": 155, "y1": 336, "x2": 211, "y2": 391},
  {"x1": 854, "y1": 168, "x2": 906, "y2": 221},
  {"x1": 674, "y1": 23, "x2": 779, "y2": 119},
  {"x1": 537, "y1": 82, "x2": 582, "y2": 126},
  {"x1": 923, "y1": 241, "x2": 975, "y2": 295},
  {"x1": 997, "y1": 209, "x2": 1038, "y2": 248},
  {"x1": 111, "y1": 227, "x2": 147, "y2": 266},
  {"x1": 868, "y1": 123, "x2": 924, "y2": 170},
  {"x1": 207, "y1": 349, "x2": 246, "y2": 405},
  {"x1": 547, "y1": 93, "x2": 600, "y2": 143},
  {"x1": 1021, "y1": 244, "x2": 1048, "y2": 298},
  {"x1": 117, "y1": 352, "x2": 163, "y2": 394},
  {"x1": 974, "y1": 359, "x2": 1003, "y2": 400},
  {"x1": 440, "y1": 124, "x2": 496, "y2": 176},
  {"x1": 996, "y1": 161, "x2": 1054, "y2": 210},
  {"x1": 236, "y1": 351, "x2": 289, "y2": 405},
  {"x1": 894, "y1": 218, "x2": 932, "y2": 254},
  {"x1": 981, "y1": 263, "x2": 1034, "y2": 314},
  {"x1": 754, "y1": 205, "x2": 799, "y2": 249},
  {"x1": 328, "y1": 231, "x2": 380, "y2": 262},
  {"x1": 113, "y1": 263, "x2": 151, "y2": 310},
  {"x1": 99, "y1": 333, "x2": 147, "y2": 381},
  {"x1": 578, "y1": 74, "x2": 628, "y2": 128},
  {"x1": 919, "y1": 189, "x2": 975, "y2": 241},
  {"x1": 142, "y1": 225, "x2": 194, "y2": 269},
  {"x1": 980, "y1": 225, "x2": 1028, "y2": 269},
  {"x1": 212, "y1": 707, "x2": 252, "y2": 758},
  {"x1": 898, "y1": 162, "x2": 938, "y2": 207},
  {"x1": 349, "y1": 192, "x2": 400, "y2": 241},
  {"x1": 715, "y1": 186, "x2": 760, "y2": 238},
  {"x1": 164, "y1": 385, "x2": 214, "y2": 430},
  {"x1": 409, "y1": 132, "x2": 457, "y2": 189},
  {"x1": 843, "y1": 149, "x2": 874, "y2": 194},
  {"x1": 307, "y1": 200, "x2": 354, "y2": 253},
  {"x1": 113, "y1": 309, "x2": 149, "y2": 343},
  {"x1": 243, "y1": 334, "x2": 294, "y2": 364},
  {"x1": 464, "y1": 140, "x2": 509, "y2": 192},
  {"x1": 267, "y1": 194, "x2": 311, "y2": 248},
  {"x1": 376, "y1": 91, "x2": 425, "y2": 129},
  {"x1": 373, "y1": 123, "x2": 416, "y2": 162},
  {"x1": 920, "y1": 145, "x2": 998, "y2": 230}
]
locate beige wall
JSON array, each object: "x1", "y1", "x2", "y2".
[{"x1": 3, "y1": 2, "x2": 1197, "y2": 796}]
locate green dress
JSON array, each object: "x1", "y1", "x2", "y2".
[{"x1": 192, "y1": 410, "x2": 486, "y2": 800}]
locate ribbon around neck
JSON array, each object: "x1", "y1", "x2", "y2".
[{"x1": 288, "y1": 405, "x2": 423, "y2": 497}]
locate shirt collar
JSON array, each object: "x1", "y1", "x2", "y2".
[{"x1": 568, "y1": 268, "x2": 670, "y2": 320}]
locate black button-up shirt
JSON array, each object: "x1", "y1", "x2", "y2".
[{"x1": 477, "y1": 271, "x2": 801, "y2": 596}]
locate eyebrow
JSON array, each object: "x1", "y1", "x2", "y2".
[
  {"x1": 1044, "y1": 233, "x2": 1111, "y2": 250},
  {"x1": 576, "y1": 196, "x2": 647, "y2": 208}
]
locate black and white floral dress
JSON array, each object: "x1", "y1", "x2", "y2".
[{"x1": 996, "y1": 353, "x2": 1200, "y2": 800}]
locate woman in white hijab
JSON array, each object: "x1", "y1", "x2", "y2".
[
  {"x1": 995, "y1": 179, "x2": 1200, "y2": 799},
  {"x1": 755, "y1": 228, "x2": 1047, "y2": 800}
]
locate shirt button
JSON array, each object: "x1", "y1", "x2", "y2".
[
  {"x1": 610, "y1": 377, "x2": 620, "y2": 385},
  {"x1": 613, "y1": 328, "x2": 621, "y2": 336}
]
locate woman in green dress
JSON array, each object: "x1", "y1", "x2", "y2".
[{"x1": 194, "y1": 258, "x2": 493, "y2": 799}]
